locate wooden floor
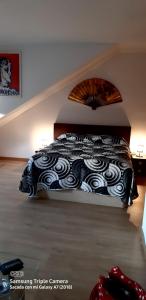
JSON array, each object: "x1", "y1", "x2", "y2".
[{"x1": 0, "y1": 160, "x2": 146, "y2": 300}]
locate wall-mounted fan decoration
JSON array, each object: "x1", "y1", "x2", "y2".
[{"x1": 68, "y1": 78, "x2": 122, "y2": 110}]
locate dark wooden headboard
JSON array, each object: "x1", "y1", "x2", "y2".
[{"x1": 54, "y1": 123, "x2": 131, "y2": 144}]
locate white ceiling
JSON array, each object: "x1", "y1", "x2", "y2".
[{"x1": 0, "y1": 0, "x2": 146, "y2": 45}]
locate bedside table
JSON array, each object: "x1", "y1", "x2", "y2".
[{"x1": 132, "y1": 156, "x2": 146, "y2": 177}]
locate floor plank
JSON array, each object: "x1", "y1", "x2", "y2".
[{"x1": 0, "y1": 160, "x2": 146, "y2": 300}]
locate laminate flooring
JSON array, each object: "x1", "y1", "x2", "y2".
[{"x1": 0, "y1": 160, "x2": 146, "y2": 300}]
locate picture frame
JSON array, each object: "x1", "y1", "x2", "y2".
[{"x1": 0, "y1": 52, "x2": 20, "y2": 96}]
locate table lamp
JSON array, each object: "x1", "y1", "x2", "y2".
[{"x1": 136, "y1": 144, "x2": 144, "y2": 157}]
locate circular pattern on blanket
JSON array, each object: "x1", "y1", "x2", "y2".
[
  {"x1": 123, "y1": 168, "x2": 132, "y2": 188},
  {"x1": 110, "y1": 159, "x2": 130, "y2": 170},
  {"x1": 75, "y1": 141, "x2": 84, "y2": 146},
  {"x1": 67, "y1": 136, "x2": 77, "y2": 141},
  {"x1": 90, "y1": 136, "x2": 101, "y2": 142},
  {"x1": 72, "y1": 149, "x2": 84, "y2": 156},
  {"x1": 26, "y1": 158, "x2": 33, "y2": 173},
  {"x1": 107, "y1": 182, "x2": 125, "y2": 198},
  {"x1": 71, "y1": 155, "x2": 83, "y2": 160},
  {"x1": 57, "y1": 134, "x2": 66, "y2": 140},
  {"x1": 85, "y1": 173, "x2": 106, "y2": 190},
  {"x1": 23, "y1": 175, "x2": 32, "y2": 185},
  {"x1": 28, "y1": 185, "x2": 36, "y2": 197},
  {"x1": 59, "y1": 174, "x2": 79, "y2": 189},
  {"x1": 58, "y1": 151, "x2": 71, "y2": 157},
  {"x1": 95, "y1": 186, "x2": 109, "y2": 195},
  {"x1": 52, "y1": 144, "x2": 67, "y2": 150},
  {"x1": 72, "y1": 159, "x2": 84, "y2": 175},
  {"x1": 65, "y1": 142, "x2": 74, "y2": 148},
  {"x1": 80, "y1": 181, "x2": 92, "y2": 192},
  {"x1": 50, "y1": 180, "x2": 61, "y2": 190},
  {"x1": 34, "y1": 155, "x2": 58, "y2": 169},
  {"x1": 53, "y1": 158, "x2": 70, "y2": 179},
  {"x1": 39, "y1": 170, "x2": 58, "y2": 186},
  {"x1": 103, "y1": 164, "x2": 121, "y2": 186},
  {"x1": 37, "y1": 182, "x2": 48, "y2": 191},
  {"x1": 83, "y1": 148, "x2": 93, "y2": 154},
  {"x1": 86, "y1": 142, "x2": 94, "y2": 147},
  {"x1": 84, "y1": 159, "x2": 108, "y2": 172},
  {"x1": 102, "y1": 136, "x2": 113, "y2": 144},
  {"x1": 83, "y1": 137, "x2": 92, "y2": 142},
  {"x1": 22, "y1": 176, "x2": 35, "y2": 196}
]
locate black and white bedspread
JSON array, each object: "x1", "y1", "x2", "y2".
[{"x1": 19, "y1": 133, "x2": 138, "y2": 205}]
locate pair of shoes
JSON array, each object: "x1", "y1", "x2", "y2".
[{"x1": 89, "y1": 266, "x2": 146, "y2": 300}]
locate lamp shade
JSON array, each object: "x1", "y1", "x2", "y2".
[{"x1": 136, "y1": 144, "x2": 144, "y2": 157}]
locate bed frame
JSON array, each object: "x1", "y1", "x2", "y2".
[
  {"x1": 38, "y1": 123, "x2": 131, "y2": 208},
  {"x1": 54, "y1": 123, "x2": 131, "y2": 144}
]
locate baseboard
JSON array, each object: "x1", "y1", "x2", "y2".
[{"x1": 0, "y1": 156, "x2": 28, "y2": 162}]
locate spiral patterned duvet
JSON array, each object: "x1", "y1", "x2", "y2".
[{"x1": 19, "y1": 133, "x2": 138, "y2": 205}]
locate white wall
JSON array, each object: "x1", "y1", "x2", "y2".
[
  {"x1": 142, "y1": 195, "x2": 146, "y2": 244},
  {"x1": 89, "y1": 53, "x2": 146, "y2": 154},
  {"x1": 0, "y1": 43, "x2": 109, "y2": 114},
  {"x1": 0, "y1": 52, "x2": 146, "y2": 158}
]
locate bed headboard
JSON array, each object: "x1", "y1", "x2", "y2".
[{"x1": 54, "y1": 123, "x2": 131, "y2": 144}]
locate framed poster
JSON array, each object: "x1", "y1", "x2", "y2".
[{"x1": 0, "y1": 53, "x2": 20, "y2": 96}]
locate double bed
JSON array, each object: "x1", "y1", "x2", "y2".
[{"x1": 19, "y1": 123, "x2": 138, "y2": 207}]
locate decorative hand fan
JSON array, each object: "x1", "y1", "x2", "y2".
[{"x1": 68, "y1": 78, "x2": 122, "y2": 110}]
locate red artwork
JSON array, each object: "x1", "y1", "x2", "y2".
[{"x1": 0, "y1": 53, "x2": 20, "y2": 96}]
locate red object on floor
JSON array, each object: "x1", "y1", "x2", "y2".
[
  {"x1": 89, "y1": 266, "x2": 146, "y2": 300},
  {"x1": 90, "y1": 276, "x2": 113, "y2": 300},
  {"x1": 109, "y1": 266, "x2": 146, "y2": 300}
]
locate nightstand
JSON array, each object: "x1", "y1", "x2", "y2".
[{"x1": 132, "y1": 156, "x2": 146, "y2": 177}]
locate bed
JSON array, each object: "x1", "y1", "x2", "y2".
[{"x1": 19, "y1": 123, "x2": 138, "y2": 207}]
